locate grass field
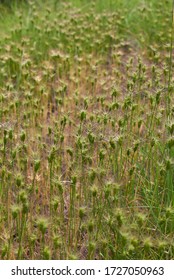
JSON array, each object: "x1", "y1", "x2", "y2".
[{"x1": 0, "y1": 0, "x2": 174, "y2": 260}]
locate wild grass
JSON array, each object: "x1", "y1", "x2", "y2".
[{"x1": 0, "y1": 0, "x2": 174, "y2": 260}]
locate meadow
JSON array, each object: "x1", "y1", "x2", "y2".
[{"x1": 0, "y1": 0, "x2": 174, "y2": 260}]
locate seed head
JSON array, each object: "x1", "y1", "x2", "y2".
[
  {"x1": 36, "y1": 217, "x2": 49, "y2": 235},
  {"x1": 34, "y1": 159, "x2": 40, "y2": 173}
]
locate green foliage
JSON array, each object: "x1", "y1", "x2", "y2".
[{"x1": 0, "y1": 0, "x2": 174, "y2": 260}]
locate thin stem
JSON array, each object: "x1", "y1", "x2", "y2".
[{"x1": 167, "y1": 0, "x2": 174, "y2": 118}]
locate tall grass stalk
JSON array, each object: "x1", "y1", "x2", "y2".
[{"x1": 167, "y1": 0, "x2": 174, "y2": 118}]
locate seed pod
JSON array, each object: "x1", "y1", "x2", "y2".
[
  {"x1": 22, "y1": 202, "x2": 29, "y2": 214},
  {"x1": 88, "y1": 132, "x2": 95, "y2": 144},
  {"x1": 12, "y1": 149, "x2": 16, "y2": 159},
  {"x1": 88, "y1": 241, "x2": 96, "y2": 252},
  {"x1": 167, "y1": 121, "x2": 174, "y2": 134},
  {"x1": 19, "y1": 190, "x2": 28, "y2": 203},
  {"x1": 53, "y1": 236, "x2": 62, "y2": 249},
  {"x1": 143, "y1": 237, "x2": 153, "y2": 252},
  {"x1": 16, "y1": 175, "x2": 22, "y2": 187},
  {"x1": 36, "y1": 217, "x2": 49, "y2": 235},
  {"x1": 11, "y1": 205, "x2": 21, "y2": 219},
  {"x1": 79, "y1": 207, "x2": 86, "y2": 219},
  {"x1": 80, "y1": 110, "x2": 86, "y2": 121},
  {"x1": 109, "y1": 138, "x2": 115, "y2": 149},
  {"x1": 52, "y1": 198, "x2": 59, "y2": 211},
  {"x1": 67, "y1": 148, "x2": 73, "y2": 157},
  {"x1": 99, "y1": 149, "x2": 105, "y2": 161},
  {"x1": 20, "y1": 130, "x2": 26, "y2": 142},
  {"x1": 88, "y1": 221, "x2": 94, "y2": 233},
  {"x1": 166, "y1": 137, "x2": 174, "y2": 149},
  {"x1": 136, "y1": 213, "x2": 146, "y2": 227},
  {"x1": 34, "y1": 160, "x2": 40, "y2": 173},
  {"x1": 57, "y1": 182, "x2": 63, "y2": 194},
  {"x1": 48, "y1": 147, "x2": 55, "y2": 162},
  {"x1": 1, "y1": 243, "x2": 8, "y2": 258},
  {"x1": 43, "y1": 247, "x2": 51, "y2": 260},
  {"x1": 9, "y1": 129, "x2": 13, "y2": 140},
  {"x1": 90, "y1": 185, "x2": 98, "y2": 197}
]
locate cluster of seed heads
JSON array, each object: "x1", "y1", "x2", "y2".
[{"x1": 0, "y1": 0, "x2": 174, "y2": 260}]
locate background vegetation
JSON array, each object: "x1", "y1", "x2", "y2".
[{"x1": 0, "y1": 0, "x2": 174, "y2": 260}]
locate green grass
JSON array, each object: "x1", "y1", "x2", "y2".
[{"x1": 0, "y1": 0, "x2": 174, "y2": 260}]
